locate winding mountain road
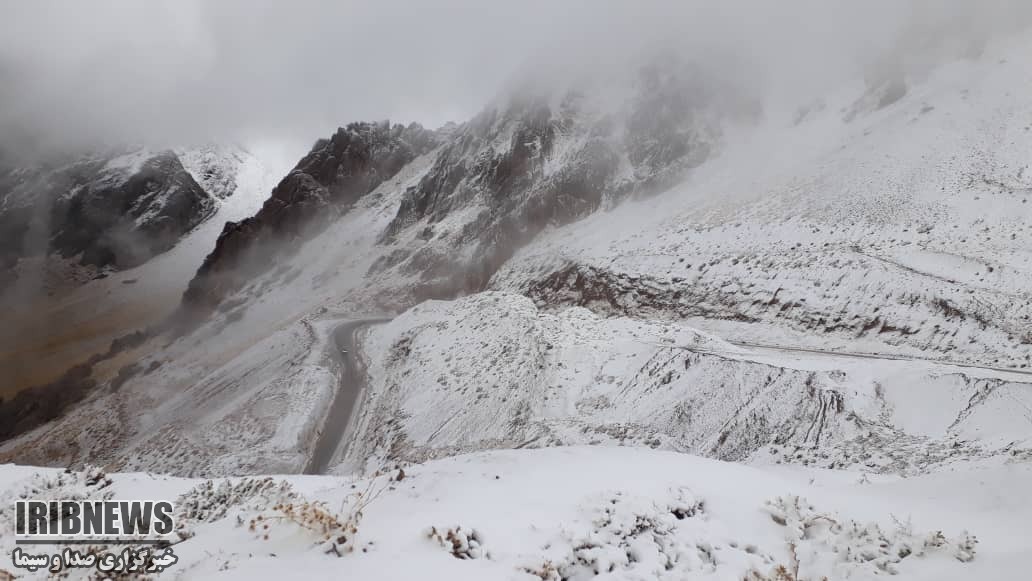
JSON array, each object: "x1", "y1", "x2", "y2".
[
  {"x1": 306, "y1": 316, "x2": 1029, "y2": 476},
  {"x1": 304, "y1": 318, "x2": 389, "y2": 475},
  {"x1": 651, "y1": 338, "x2": 1032, "y2": 380},
  {"x1": 728, "y1": 339, "x2": 1032, "y2": 379}
]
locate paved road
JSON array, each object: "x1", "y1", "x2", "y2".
[
  {"x1": 304, "y1": 318, "x2": 389, "y2": 475},
  {"x1": 304, "y1": 317, "x2": 1028, "y2": 475}
]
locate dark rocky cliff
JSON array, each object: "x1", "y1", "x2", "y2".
[
  {"x1": 179, "y1": 55, "x2": 757, "y2": 317},
  {"x1": 0, "y1": 148, "x2": 215, "y2": 287},
  {"x1": 180, "y1": 121, "x2": 440, "y2": 314},
  {"x1": 370, "y1": 55, "x2": 757, "y2": 299}
]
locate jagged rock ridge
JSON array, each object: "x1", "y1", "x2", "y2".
[
  {"x1": 176, "y1": 144, "x2": 249, "y2": 200},
  {"x1": 0, "y1": 147, "x2": 215, "y2": 287},
  {"x1": 370, "y1": 56, "x2": 757, "y2": 299},
  {"x1": 178, "y1": 55, "x2": 759, "y2": 319},
  {"x1": 181, "y1": 121, "x2": 440, "y2": 314}
]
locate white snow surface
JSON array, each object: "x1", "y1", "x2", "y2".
[
  {"x1": 490, "y1": 33, "x2": 1032, "y2": 370},
  {"x1": 347, "y1": 292, "x2": 1032, "y2": 477},
  {"x1": 0, "y1": 446, "x2": 1025, "y2": 580},
  {"x1": 8, "y1": 33, "x2": 1032, "y2": 480}
]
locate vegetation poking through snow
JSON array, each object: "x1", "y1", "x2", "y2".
[
  {"x1": 427, "y1": 526, "x2": 488, "y2": 560},
  {"x1": 0, "y1": 465, "x2": 114, "y2": 533},
  {"x1": 761, "y1": 495, "x2": 978, "y2": 577},
  {"x1": 176, "y1": 477, "x2": 299, "y2": 526}
]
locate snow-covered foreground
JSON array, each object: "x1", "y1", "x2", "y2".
[{"x1": 2, "y1": 446, "x2": 1025, "y2": 580}]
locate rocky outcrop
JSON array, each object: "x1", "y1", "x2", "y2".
[
  {"x1": 0, "y1": 148, "x2": 215, "y2": 284},
  {"x1": 370, "y1": 55, "x2": 757, "y2": 299},
  {"x1": 374, "y1": 94, "x2": 618, "y2": 294},
  {"x1": 0, "y1": 328, "x2": 149, "y2": 443},
  {"x1": 178, "y1": 56, "x2": 756, "y2": 318},
  {"x1": 181, "y1": 121, "x2": 439, "y2": 314},
  {"x1": 176, "y1": 145, "x2": 248, "y2": 200}
]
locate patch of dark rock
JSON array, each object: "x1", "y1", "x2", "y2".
[
  {"x1": 0, "y1": 363, "x2": 96, "y2": 442},
  {"x1": 0, "y1": 327, "x2": 152, "y2": 444},
  {"x1": 280, "y1": 267, "x2": 303, "y2": 286},
  {"x1": 0, "y1": 149, "x2": 215, "y2": 280},
  {"x1": 179, "y1": 121, "x2": 440, "y2": 324},
  {"x1": 110, "y1": 363, "x2": 141, "y2": 392},
  {"x1": 224, "y1": 307, "x2": 246, "y2": 325},
  {"x1": 843, "y1": 76, "x2": 908, "y2": 122}
]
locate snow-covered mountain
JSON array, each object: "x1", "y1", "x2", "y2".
[
  {"x1": 369, "y1": 57, "x2": 758, "y2": 300},
  {"x1": 2, "y1": 23, "x2": 1032, "y2": 581},
  {"x1": 0, "y1": 143, "x2": 277, "y2": 434},
  {"x1": 182, "y1": 122, "x2": 441, "y2": 317},
  {"x1": 5, "y1": 31, "x2": 1032, "y2": 473},
  {"x1": 344, "y1": 292, "x2": 1032, "y2": 478},
  {"x1": 0, "y1": 147, "x2": 215, "y2": 292}
]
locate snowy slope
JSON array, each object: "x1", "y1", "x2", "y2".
[
  {"x1": 0, "y1": 144, "x2": 277, "y2": 396},
  {"x1": 490, "y1": 34, "x2": 1032, "y2": 370},
  {"x1": 0, "y1": 447, "x2": 1021, "y2": 580},
  {"x1": 0, "y1": 146, "x2": 215, "y2": 282},
  {"x1": 3, "y1": 24, "x2": 1032, "y2": 546},
  {"x1": 0, "y1": 150, "x2": 441, "y2": 474},
  {"x1": 0, "y1": 23, "x2": 1030, "y2": 581},
  {"x1": 345, "y1": 292, "x2": 1032, "y2": 477}
]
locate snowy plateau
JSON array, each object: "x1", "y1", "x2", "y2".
[{"x1": 2, "y1": 27, "x2": 1032, "y2": 581}]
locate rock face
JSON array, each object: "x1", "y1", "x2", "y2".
[
  {"x1": 370, "y1": 55, "x2": 756, "y2": 299},
  {"x1": 176, "y1": 145, "x2": 249, "y2": 200},
  {"x1": 0, "y1": 147, "x2": 215, "y2": 286},
  {"x1": 181, "y1": 121, "x2": 440, "y2": 314},
  {"x1": 179, "y1": 55, "x2": 755, "y2": 316}
]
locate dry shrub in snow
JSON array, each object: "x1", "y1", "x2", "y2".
[
  {"x1": 760, "y1": 495, "x2": 978, "y2": 578},
  {"x1": 526, "y1": 487, "x2": 744, "y2": 579},
  {"x1": 9, "y1": 465, "x2": 113, "y2": 501},
  {"x1": 175, "y1": 477, "x2": 298, "y2": 540},
  {"x1": 0, "y1": 465, "x2": 114, "y2": 533},
  {"x1": 564, "y1": 489, "x2": 709, "y2": 576},
  {"x1": 254, "y1": 500, "x2": 358, "y2": 555},
  {"x1": 427, "y1": 525, "x2": 488, "y2": 559},
  {"x1": 251, "y1": 471, "x2": 390, "y2": 557},
  {"x1": 521, "y1": 560, "x2": 561, "y2": 581}
]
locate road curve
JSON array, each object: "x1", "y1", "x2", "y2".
[{"x1": 304, "y1": 318, "x2": 389, "y2": 475}]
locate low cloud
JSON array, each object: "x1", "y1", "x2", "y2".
[{"x1": 0, "y1": 0, "x2": 1029, "y2": 158}]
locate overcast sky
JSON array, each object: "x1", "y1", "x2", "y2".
[{"x1": 1, "y1": 1, "x2": 1028, "y2": 159}]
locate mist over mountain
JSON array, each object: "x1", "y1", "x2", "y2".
[{"x1": 3, "y1": 0, "x2": 1028, "y2": 155}]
